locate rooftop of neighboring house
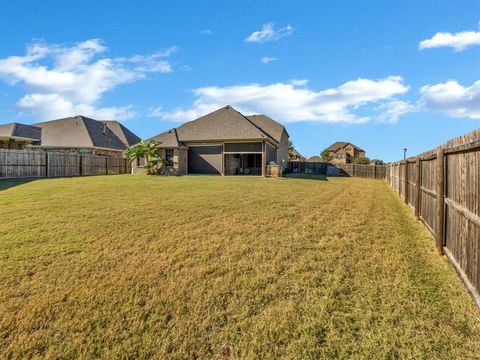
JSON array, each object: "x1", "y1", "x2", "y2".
[
  {"x1": 33, "y1": 116, "x2": 133, "y2": 151},
  {"x1": 0, "y1": 122, "x2": 41, "y2": 141},
  {"x1": 290, "y1": 148, "x2": 305, "y2": 159},
  {"x1": 307, "y1": 155, "x2": 322, "y2": 162},
  {"x1": 149, "y1": 105, "x2": 288, "y2": 147},
  {"x1": 103, "y1": 120, "x2": 142, "y2": 147},
  {"x1": 0, "y1": 116, "x2": 141, "y2": 151},
  {"x1": 326, "y1": 141, "x2": 365, "y2": 152}
]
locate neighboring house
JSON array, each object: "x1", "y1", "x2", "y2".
[
  {"x1": 289, "y1": 148, "x2": 306, "y2": 162},
  {"x1": 325, "y1": 142, "x2": 366, "y2": 164},
  {"x1": 307, "y1": 155, "x2": 323, "y2": 162},
  {"x1": 0, "y1": 116, "x2": 140, "y2": 156},
  {"x1": 370, "y1": 159, "x2": 384, "y2": 165},
  {"x1": 0, "y1": 123, "x2": 41, "y2": 150},
  {"x1": 133, "y1": 105, "x2": 289, "y2": 176}
]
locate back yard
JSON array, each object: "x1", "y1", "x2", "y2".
[{"x1": 0, "y1": 175, "x2": 479, "y2": 359}]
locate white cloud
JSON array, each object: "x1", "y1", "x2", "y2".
[
  {"x1": 419, "y1": 31, "x2": 480, "y2": 51},
  {"x1": 17, "y1": 93, "x2": 136, "y2": 120},
  {"x1": 290, "y1": 79, "x2": 308, "y2": 86},
  {"x1": 245, "y1": 23, "x2": 294, "y2": 43},
  {"x1": 0, "y1": 39, "x2": 176, "y2": 120},
  {"x1": 155, "y1": 76, "x2": 409, "y2": 123},
  {"x1": 377, "y1": 100, "x2": 414, "y2": 123},
  {"x1": 260, "y1": 56, "x2": 277, "y2": 64},
  {"x1": 419, "y1": 80, "x2": 480, "y2": 119}
]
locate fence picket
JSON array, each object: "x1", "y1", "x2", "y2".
[
  {"x1": 386, "y1": 129, "x2": 480, "y2": 308},
  {"x1": 0, "y1": 149, "x2": 130, "y2": 179}
]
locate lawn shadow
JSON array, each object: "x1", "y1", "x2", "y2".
[
  {"x1": 283, "y1": 173, "x2": 329, "y2": 181},
  {"x1": 0, "y1": 178, "x2": 39, "y2": 192}
]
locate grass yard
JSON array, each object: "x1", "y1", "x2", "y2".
[{"x1": 1, "y1": 175, "x2": 479, "y2": 359}]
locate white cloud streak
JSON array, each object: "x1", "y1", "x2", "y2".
[
  {"x1": 260, "y1": 56, "x2": 277, "y2": 64},
  {"x1": 0, "y1": 39, "x2": 176, "y2": 120},
  {"x1": 419, "y1": 31, "x2": 480, "y2": 51},
  {"x1": 376, "y1": 100, "x2": 414, "y2": 123},
  {"x1": 154, "y1": 76, "x2": 410, "y2": 123},
  {"x1": 245, "y1": 23, "x2": 294, "y2": 43},
  {"x1": 419, "y1": 80, "x2": 480, "y2": 119}
]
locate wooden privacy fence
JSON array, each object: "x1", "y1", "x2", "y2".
[
  {"x1": 335, "y1": 164, "x2": 386, "y2": 179},
  {"x1": 386, "y1": 129, "x2": 480, "y2": 307},
  {"x1": 288, "y1": 161, "x2": 385, "y2": 179},
  {"x1": 0, "y1": 149, "x2": 131, "y2": 179}
]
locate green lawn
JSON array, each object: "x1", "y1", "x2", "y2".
[{"x1": 0, "y1": 175, "x2": 479, "y2": 359}]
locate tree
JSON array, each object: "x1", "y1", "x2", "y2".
[
  {"x1": 288, "y1": 140, "x2": 296, "y2": 160},
  {"x1": 124, "y1": 140, "x2": 164, "y2": 175},
  {"x1": 351, "y1": 156, "x2": 371, "y2": 165},
  {"x1": 320, "y1": 149, "x2": 333, "y2": 163}
]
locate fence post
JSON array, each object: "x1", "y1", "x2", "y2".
[
  {"x1": 435, "y1": 149, "x2": 445, "y2": 255},
  {"x1": 105, "y1": 156, "x2": 108, "y2": 175},
  {"x1": 79, "y1": 154, "x2": 83, "y2": 176},
  {"x1": 45, "y1": 151, "x2": 49, "y2": 178},
  {"x1": 415, "y1": 157, "x2": 421, "y2": 219},
  {"x1": 403, "y1": 160, "x2": 409, "y2": 204}
]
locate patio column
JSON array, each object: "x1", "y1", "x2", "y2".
[
  {"x1": 221, "y1": 144, "x2": 225, "y2": 176},
  {"x1": 261, "y1": 141, "x2": 266, "y2": 177}
]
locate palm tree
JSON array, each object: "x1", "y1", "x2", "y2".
[{"x1": 124, "y1": 140, "x2": 163, "y2": 175}]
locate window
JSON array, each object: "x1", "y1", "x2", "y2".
[
  {"x1": 354, "y1": 150, "x2": 360, "y2": 158},
  {"x1": 336, "y1": 153, "x2": 342, "y2": 159},
  {"x1": 137, "y1": 156, "x2": 145, "y2": 167},
  {"x1": 165, "y1": 149, "x2": 174, "y2": 166}
]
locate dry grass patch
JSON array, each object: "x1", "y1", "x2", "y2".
[{"x1": 0, "y1": 175, "x2": 479, "y2": 359}]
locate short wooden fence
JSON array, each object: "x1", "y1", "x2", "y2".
[
  {"x1": 0, "y1": 149, "x2": 131, "y2": 179},
  {"x1": 386, "y1": 129, "x2": 480, "y2": 307}
]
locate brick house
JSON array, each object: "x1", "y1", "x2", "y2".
[
  {"x1": 325, "y1": 142, "x2": 366, "y2": 164},
  {"x1": 0, "y1": 123, "x2": 42, "y2": 150},
  {"x1": 132, "y1": 105, "x2": 289, "y2": 176},
  {"x1": 0, "y1": 116, "x2": 140, "y2": 157}
]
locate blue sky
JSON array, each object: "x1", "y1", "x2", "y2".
[{"x1": 0, "y1": 0, "x2": 479, "y2": 161}]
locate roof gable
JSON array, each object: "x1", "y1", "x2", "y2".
[
  {"x1": 246, "y1": 115, "x2": 287, "y2": 143},
  {"x1": 326, "y1": 141, "x2": 364, "y2": 152},
  {"x1": 104, "y1": 121, "x2": 142, "y2": 147},
  {"x1": 33, "y1": 116, "x2": 127, "y2": 150},
  {"x1": 149, "y1": 128, "x2": 184, "y2": 148},
  {"x1": 175, "y1": 106, "x2": 273, "y2": 143}
]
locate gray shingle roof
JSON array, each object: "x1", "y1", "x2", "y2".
[
  {"x1": 147, "y1": 106, "x2": 287, "y2": 148},
  {"x1": 104, "y1": 121, "x2": 142, "y2": 147},
  {"x1": 291, "y1": 148, "x2": 305, "y2": 159},
  {"x1": 0, "y1": 123, "x2": 41, "y2": 141},
  {"x1": 149, "y1": 128, "x2": 185, "y2": 148},
  {"x1": 326, "y1": 142, "x2": 365, "y2": 152},
  {"x1": 307, "y1": 155, "x2": 322, "y2": 162},
  {"x1": 33, "y1": 116, "x2": 128, "y2": 151},
  {"x1": 175, "y1": 106, "x2": 275, "y2": 143},
  {"x1": 246, "y1": 114, "x2": 287, "y2": 143}
]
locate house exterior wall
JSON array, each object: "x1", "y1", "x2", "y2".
[
  {"x1": 0, "y1": 139, "x2": 29, "y2": 150},
  {"x1": 329, "y1": 145, "x2": 366, "y2": 164},
  {"x1": 131, "y1": 141, "x2": 276, "y2": 176},
  {"x1": 265, "y1": 143, "x2": 277, "y2": 165},
  {"x1": 277, "y1": 130, "x2": 289, "y2": 170},
  {"x1": 131, "y1": 147, "x2": 187, "y2": 175}
]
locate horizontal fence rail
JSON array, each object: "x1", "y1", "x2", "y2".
[
  {"x1": 0, "y1": 149, "x2": 131, "y2": 180},
  {"x1": 287, "y1": 161, "x2": 386, "y2": 179},
  {"x1": 386, "y1": 129, "x2": 480, "y2": 308}
]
